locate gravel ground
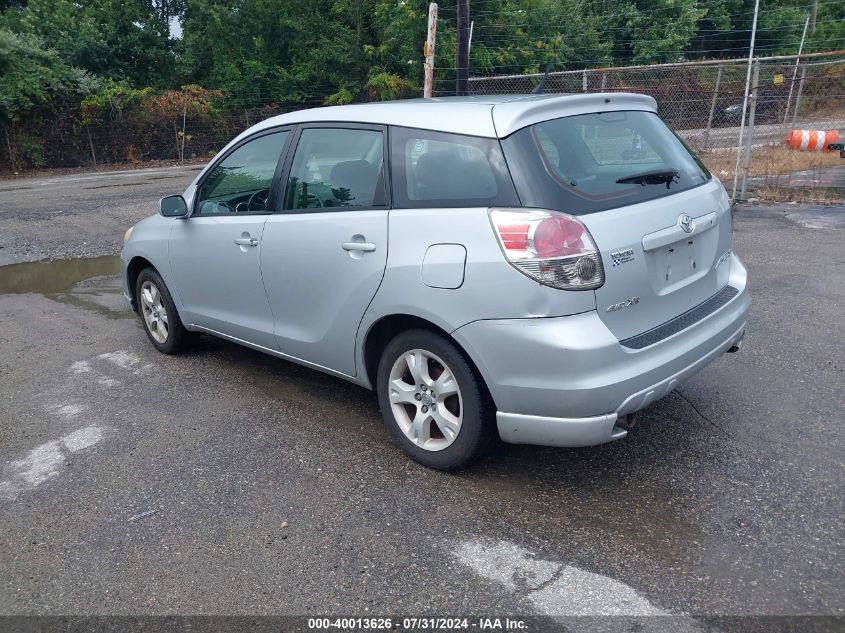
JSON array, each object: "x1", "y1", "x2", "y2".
[
  {"x1": 0, "y1": 165, "x2": 201, "y2": 264},
  {"x1": 0, "y1": 167, "x2": 842, "y2": 630}
]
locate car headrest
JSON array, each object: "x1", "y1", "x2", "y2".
[
  {"x1": 329, "y1": 160, "x2": 379, "y2": 204},
  {"x1": 414, "y1": 150, "x2": 496, "y2": 200}
]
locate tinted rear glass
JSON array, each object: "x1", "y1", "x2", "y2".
[
  {"x1": 390, "y1": 126, "x2": 519, "y2": 208},
  {"x1": 501, "y1": 111, "x2": 711, "y2": 215}
]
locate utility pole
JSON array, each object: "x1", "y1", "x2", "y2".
[
  {"x1": 791, "y1": 64, "x2": 807, "y2": 127},
  {"x1": 740, "y1": 61, "x2": 760, "y2": 200},
  {"x1": 704, "y1": 66, "x2": 723, "y2": 150},
  {"x1": 731, "y1": 0, "x2": 760, "y2": 201},
  {"x1": 810, "y1": 0, "x2": 818, "y2": 34},
  {"x1": 424, "y1": 3, "x2": 438, "y2": 98},
  {"x1": 456, "y1": 0, "x2": 470, "y2": 96},
  {"x1": 783, "y1": 16, "x2": 810, "y2": 126}
]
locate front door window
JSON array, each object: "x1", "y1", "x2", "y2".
[{"x1": 197, "y1": 131, "x2": 289, "y2": 215}]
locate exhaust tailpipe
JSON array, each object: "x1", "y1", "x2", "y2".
[
  {"x1": 727, "y1": 330, "x2": 745, "y2": 354},
  {"x1": 618, "y1": 412, "x2": 638, "y2": 429}
]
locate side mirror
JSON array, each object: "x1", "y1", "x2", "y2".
[{"x1": 160, "y1": 195, "x2": 188, "y2": 218}]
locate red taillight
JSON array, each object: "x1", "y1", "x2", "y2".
[
  {"x1": 533, "y1": 217, "x2": 564, "y2": 258},
  {"x1": 563, "y1": 221, "x2": 585, "y2": 254},
  {"x1": 489, "y1": 208, "x2": 605, "y2": 291},
  {"x1": 498, "y1": 223, "x2": 531, "y2": 250},
  {"x1": 533, "y1": 216, "x2": 586, "y2": 258}
]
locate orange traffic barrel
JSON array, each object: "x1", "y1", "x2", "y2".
[{"x1": 785, "y1": 129, "x2": 841, "y2": 152}]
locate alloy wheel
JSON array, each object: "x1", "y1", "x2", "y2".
[
  {"x1": 388, "y1": 349, "x2": 463, "y2": 451},
  {"x1": 139, "y1": 280, "x2": 169, "y2": 344}
]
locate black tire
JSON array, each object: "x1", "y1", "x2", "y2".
[
  {"x1": 376, "y1": 329, "x2": 493, "y2": 470},
  {"x1": 135, "y1": 268, "x2": 192, "y2": 354}
]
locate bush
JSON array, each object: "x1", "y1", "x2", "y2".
[
  {"x1": 366, "y1": 72, "x2": 417, "y2": 101},
  {"x1": 324, "y1": 87, "x2": 354, "y2": 105},
  {"x1": 15, "y1": 134, "x2": 46, "y2": 167}
]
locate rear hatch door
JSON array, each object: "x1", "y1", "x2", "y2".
[
  {"x1": 497, "y1": 103, "x2": 734, "y2": 341},
  {"x1": 580, "y1": 180, "x2": 732, "y2": 341}
]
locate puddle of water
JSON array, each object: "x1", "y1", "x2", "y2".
[
  {"x1": 0, "y1": 256, "x2": 120, "y2": 295},
  {"x1": 0, "y1": 255, "x2": 132, "y2": 319}
]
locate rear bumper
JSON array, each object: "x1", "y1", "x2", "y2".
[
  {"x1": 452, "y1": 253, "x2": 750, "y2": 447},
  {"x1": 495, "y1": 411, "x2": 628, "y2": 447}
]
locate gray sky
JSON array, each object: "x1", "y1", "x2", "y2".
[{"x1": 169, "y1": 16, "x2": 182, "y2": 40}]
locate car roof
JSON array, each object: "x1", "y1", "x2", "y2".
[{"x1": 243, "y1": 92, "x2": 658, "y2": 140}]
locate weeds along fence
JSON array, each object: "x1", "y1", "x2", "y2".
[
  {"x1": 469, "y1": 53, "x2": 845, "y2": 201},
  {"x1": 70, "y1": 102, "x2": 293, "y2": 167},
  {"x1": 0, "y1": 91, "x2": 315, "y2": 173}
]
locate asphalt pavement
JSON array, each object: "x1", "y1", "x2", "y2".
[{"x1": 0, "y1": 167, "x2": 842, "y2": 629}]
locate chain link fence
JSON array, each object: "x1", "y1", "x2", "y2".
[
  {"x1": 469, "y1": 53, "x2": 845, "y2": 201},
  {"x1": 3, "y1": 52, "x2": 843, "y2": 202}
]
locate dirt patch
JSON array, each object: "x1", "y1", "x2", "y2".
[
  {"x1": 700, "y1": 145, "x2": 844, "y2": 181},
  {"x1": 752, "y1": 184, "x2": 845, "y2": 204},
  {"x1": 700, "y1": 145, "x2": 845, "y2": 201}
]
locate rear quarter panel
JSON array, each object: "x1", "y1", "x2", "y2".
[{"x1": 357, "y1": 207, "x2": 597, "y2": 379}]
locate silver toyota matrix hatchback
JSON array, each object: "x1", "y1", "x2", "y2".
[{"x1": 122, "y1": 94, "x2": 749, "y2": 470}]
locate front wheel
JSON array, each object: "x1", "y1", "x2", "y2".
[
  {"x1": 376, "y1": 329, "x2": 493, "y2": 470},
  {"x1": 135, "y1": 268, "x2": 192, "y2": 354}
]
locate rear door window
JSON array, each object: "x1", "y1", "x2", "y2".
[
  {"x1": 390, "y1": 127, "x2": 519, "y2": 208},
  {"x1": 502, "y1": 111, "x2": 711, "y2": 215}
]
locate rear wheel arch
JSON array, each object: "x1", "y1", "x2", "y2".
[{"x1": 362, "y1": 314, "x2": 494, "y2": 405}]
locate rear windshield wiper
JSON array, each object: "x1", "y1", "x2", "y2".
[{"x1": 616, "y1": 169, "x2": 679, "y2": 189}]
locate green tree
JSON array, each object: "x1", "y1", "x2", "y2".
[
  {"x1": 805, "y1": 1, "x2": 845, "y2": 54},
  {"x1": 143, "y1": 0, "x2": 188, "y2": 23},
  {"x1": 593, "y1": 0, "x2": 707, "y2": 65},
  {"x1": 1, "y1": 0, "x2": 174, "y2": 88},
  {"x1": 2, "y1": 0, "x2": 844, "y2": 170},
  {"x1": 464, "y1": 0, "x2": 611, "y2": 75},
  {"x1": 179, "y1": 0, "x2": 373, "y2": 107},
  {"x1": 0, "y1": 28, "x2": 95, "y2": 167},
  {"x1": 365, "y1": 0, "x2": 428, "y2": 93}
]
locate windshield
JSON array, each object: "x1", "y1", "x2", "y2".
[{"x1": 501, "y1": 110, "x2": 710, "y2": 215}]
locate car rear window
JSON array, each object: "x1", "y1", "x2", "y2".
[
  {"x1": 390, "y1": 126, "x2": 519, "y2": 208},
  {"x1": 501, "y1": 110, "x2": 711, "y2": 215}
]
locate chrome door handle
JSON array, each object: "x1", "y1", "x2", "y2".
[
  {"x1": 342, "y1": 241, "x2": 376, "y2": 253},
  {"x1": 233, "y1": 237, "x2": 258, "y2": 247}
]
